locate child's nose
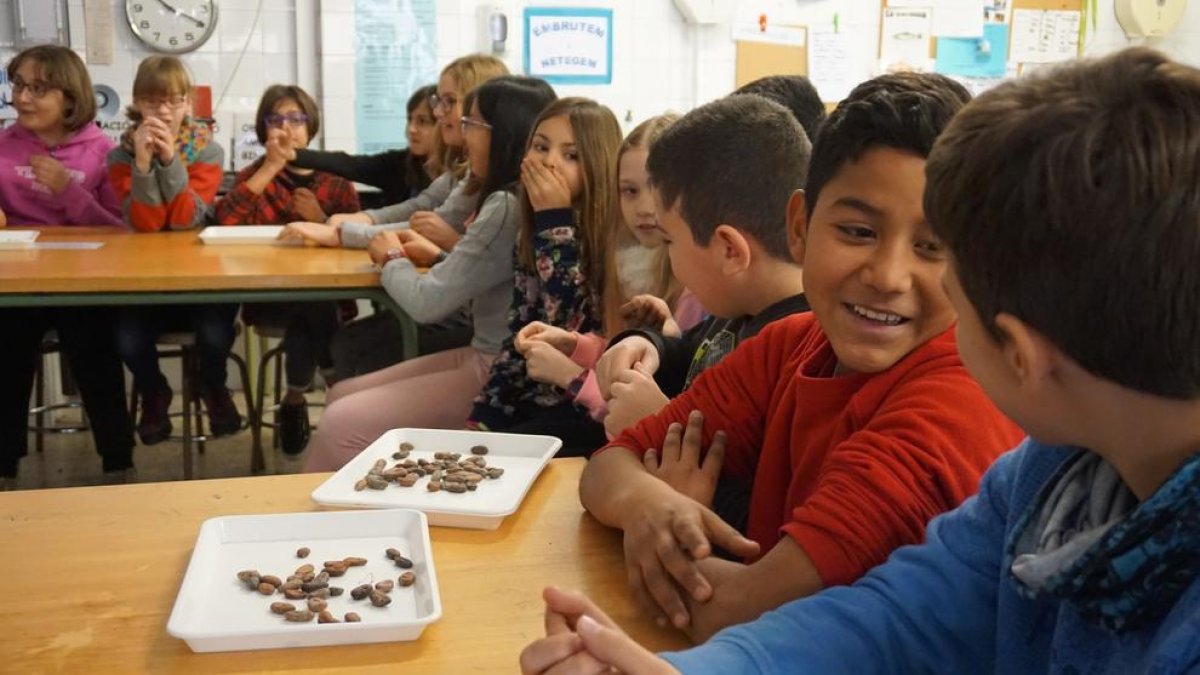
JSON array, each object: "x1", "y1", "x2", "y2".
[{"x1": 863, "y1": 245, "x2": 913, "y2": 294}]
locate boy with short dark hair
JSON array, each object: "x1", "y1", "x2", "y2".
[
  {"x1": 580, "y1": 72, "x2": 1023, "y2": 643},
  {"x1": 522, "y1": 48, "x2": 1200, "y2": 674},
  {"x1": 732, "y1": 74, "x2": 826, "y2": 141}
]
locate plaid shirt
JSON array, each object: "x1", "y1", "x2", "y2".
[{"x1": 210, "y1": 157, "x2": 360, "y2": 225}]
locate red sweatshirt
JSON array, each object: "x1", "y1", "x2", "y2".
[{"x1": 601, "y1": 312, "x2": 1023, "y2": 587}]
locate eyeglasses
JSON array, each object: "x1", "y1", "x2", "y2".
[
  {"x1": 10, "y1": 77, "x2": 60, "y2": 99},
  {"x1": 139, "y1": 95, "x2": 189, "y2": 110},
  {"x1": 265, "y1": 112, "x2": 309, "y2": 128},
  {"x1": 409, "y1": 114, "x2": 436, "y2": 128},
  {"x1": 429, "y1": 93, "x2": 458, "y2": 113},
  {"x1": 460, "y1": 117, "x2": 492, "y2": 134}
]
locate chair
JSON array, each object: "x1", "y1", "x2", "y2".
[
  {"x1": 128, "y1": 330, "x2": 260, "y2": 479},
  {"x1": 28, "y1": 335, "x2": 90, "y2": 453},
  {"x1": 250, "y1": 324, "x2": 323, "y2": 455}
]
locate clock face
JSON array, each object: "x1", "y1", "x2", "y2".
[{"x1": 126, "y1": 0, "x2": 219, "y2": 54}]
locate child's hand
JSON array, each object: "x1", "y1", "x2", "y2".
[
  {"x1": 409, "y1": 211, "x2": 459, "y2": 251},
  {"x1": 132, "y1": 121, "x2": 158, "y2": 172},
  {"x1": 524, "y1": 341, "x2": 585, "y2": 389},
  {"x1": 264, "y1": 127, "x2": 295, "y2": 170},
  {"x1": 292, "y1": 187, "x2": 326, "y2": 223},
  {"x1": 28, "y1": 155, "x2": 72, "y2": 194},
  {"x1": 620, "y1": 295, "x2": 674, "y2": 332},
  {"x1": 516, "y1": 321, "x2": 578, "y2": 356},
  {"x1": 519, "y1": 586, "x2": 679, "y2": 675},
  {"x1": 278, "y1": 220, "x2": 339, "y2": 247},
  {"x1": 0, "y1": 205, "x2": 7, "y2": 228},
  {"x1": 328, "y1": 211, "x2": 374, "y2": 227},
  {"x1": 367, "y1": 230, "x2": 404, "y2": 266},
  {"x1": 522, "y1": 157, "x2": 573, "y2": 212},
  {"x1": 143, "y1": 117, "x2": 175, "y2": 164},
  {"x1": 621, "y1": 482, "x2": 758, "y2": 630},
  {"x1": 683, "y1": 557, "x2": 748, "y2": 643},
  {"x1": 597, "y1": 336, "x2": 661, "y2": 400},
  {"x1": 397, "y1": 228, "x2": 442, "y2": 267},
  {"x1": 604, "y1": 363, "x2": 670, "y2": 438},
  {"x1": 642, "y1": 410, "x2": 725, "y2": 508}
]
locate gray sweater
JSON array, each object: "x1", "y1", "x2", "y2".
[
  {"x1": 378, "y1": 190, "x2": 519, "y2": 355},
  {"x1": 342, "y1": 172, "x2": 477, "y2": 248}
]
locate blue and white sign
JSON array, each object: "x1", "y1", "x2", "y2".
[{"x1": 524, "y1": 7, "x2": 613, "y2": 85}]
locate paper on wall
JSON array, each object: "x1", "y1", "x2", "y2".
[
  {"x1": 1010, "y1": 9, "x2": 1080, "y2": 63},
  {"x1": 808, "y1": 25, "x2": 872, "y2": 103},
  {"x1": 935, "y1": 23, "x2": 1008, "y2": 78},
  {"x1": 931, "y1": 0, "x2": 986, "y2": 37},
  {"x1": 83, "y1": 0, "x2": 114, "y2": 65},
  {"x1": 880, "y1": 7, "x2": 933, "y2": 72}
]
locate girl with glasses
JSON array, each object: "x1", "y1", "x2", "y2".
[
  {"x1": 209, "y1": 84, "x2": 360, "y2": 455},
  {"x1": 107, "y1": 55, "x2": 240, "y2": 448},
  {"x1": 0, "y1": 44, "x2": 135, "y2": 489},
  {"x1": 303, "y1": 76, "x2": 558, "y2": 473}
]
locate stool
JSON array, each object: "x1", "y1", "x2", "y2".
[
  {"x1": 251, "y1": 324, "x2": 323, "y2": 454},
  {"x1": 28, "y1": 335, "x2": 90, "y2": 453},
  {"x1": 128, "y1": 331, "x2": 260, "y2": 479}
]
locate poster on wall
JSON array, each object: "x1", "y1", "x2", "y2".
[
  {"x1": 355, "y1": 0, "x2": 438, "y2": 154},
  {"x1": 524, "y1": 7, "x2": 613, "y2": 84}
]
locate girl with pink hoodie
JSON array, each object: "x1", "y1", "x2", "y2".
[{"x1": 0, "y1": 45, "x2": 136, "y2": 489}]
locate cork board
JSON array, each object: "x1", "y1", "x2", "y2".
[{"x1": 735, "y1": 31, "x2": 808, "y2": 88}]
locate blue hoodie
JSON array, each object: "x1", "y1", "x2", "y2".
[{"x1": 663, "y1": 439, "x2": 1200, "y2": 674}]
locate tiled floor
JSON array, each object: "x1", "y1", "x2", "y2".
[{"x1": 11, "y1": 391, "x2": 322, "y2": 490}]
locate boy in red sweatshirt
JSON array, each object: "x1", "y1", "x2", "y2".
[{"x1": 578, "y1": 73, "x2": 1024, "y2": 642}]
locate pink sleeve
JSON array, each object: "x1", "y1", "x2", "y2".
[
  {"x1": 672, "y1": 289, "x2": 707, "y2": 332},
  {"x1": 60, "y1": 179, "x2": 123, "y2": 226},
  {"x1": 569, "y1": 332, "x2": 609, "y2": 368},
  {"x1": 571, "y1": 369, "x2": 608, "y2": 421}
]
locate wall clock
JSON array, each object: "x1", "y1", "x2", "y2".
[{"x1": 125, "y1": 0, "x2": 218, "y2": 53}]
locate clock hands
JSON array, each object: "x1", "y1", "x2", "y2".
[{"x1": 154, "y1": 0, "x2": 206, "y2": 28}]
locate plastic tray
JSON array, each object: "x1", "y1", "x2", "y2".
[
  {"x1": 167, "y1": 509, "x2": 441, "y2": 653},
  {"x1": 0, "y1": 230, "x2": 39, "y2": 249},
  {"x1": 311, "y1": 428, "x2": 562, "y2": 530},
  {"x1": 198, "y1": 225, "x2": 284, "y2": 245}
]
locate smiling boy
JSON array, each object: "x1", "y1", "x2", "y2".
[{"x1": 578, "y1": 73, "x2": 1024, "y2": 642}]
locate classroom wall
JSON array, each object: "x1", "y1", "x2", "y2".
[{"x1": 1, "y1": 0, "x2": 1198, "y2": 158}]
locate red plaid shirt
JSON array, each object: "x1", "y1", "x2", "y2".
[{"x1": 211, "y1": 158, "x2": 360, "y2": 225}]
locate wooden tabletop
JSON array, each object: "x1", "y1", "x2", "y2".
[
  {"x1": 0, "y1": 459, "x2": 688, "y2": 672},
  {"x1": 0, "y1": 227, "x2": 380, "y2": 294}
]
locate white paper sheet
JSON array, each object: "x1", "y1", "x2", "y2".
[
  {"x1": 808, "y1": 25, "x2": 871, "y2": 103},
  {"x1": 881, "y1": 7, "x2": 933, "y2": 71},
  {"x1": 1010, "y1": 9, "x2": 1080, "y2": 63},
  {"x1": 931, "y1": 0, "x2": 985, "y2": 37}
]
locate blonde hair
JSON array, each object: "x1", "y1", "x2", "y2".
[
  {"x1": 603, "y1": 114, "x2": 683, "y2": 335},
  {"x1": 439, "y1": 54, "x2": 509, "y2": 179},
  {"x1": 124, "y1": 55, "x2": 193, "y2": 123},
  {"x1": 518, "y1": 98, "x2": 623, "y2": 333}
]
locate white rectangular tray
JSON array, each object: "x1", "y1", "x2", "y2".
[
  {"x1": 0, "y1": 230, "x2": 39, "y2": 249},
  {"x1": 167, "y1": 509, "x2": 441, "y2": 653},
  {"x1": 311, "y1": 428, "x2": 562, "y2": 530},
  {"x1": 198, "y1": 225, "x2": 284, "y2": 245}
]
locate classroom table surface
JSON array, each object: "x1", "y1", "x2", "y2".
[
  {"x1": 0, "y1": 458, "x2": 689, "y2": 673},
  {"x1": 0, "y1": 227, "x2": 380, "y2": 295}
]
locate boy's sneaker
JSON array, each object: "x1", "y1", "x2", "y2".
[
  {"x1": 137, "y1": 388, "x2": 174, "y2": 445},
  {"x1": 202, "y1": 387, "x2": 243, "y2": 437},
  {"x1": 278, "y1": 400, "x2": 311, "y2": 455}
]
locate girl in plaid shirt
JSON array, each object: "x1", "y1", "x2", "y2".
[{"x1": 211, "y1": 84, "x2": 360, "y2": 454}]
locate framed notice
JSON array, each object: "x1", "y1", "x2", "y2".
[{"x1": 523, "y1": 7, "x2": 613, "y2": 85}]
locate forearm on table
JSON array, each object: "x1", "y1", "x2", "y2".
[{"x1": 580, "y1": 446, "x2": 672, "y2": 529}]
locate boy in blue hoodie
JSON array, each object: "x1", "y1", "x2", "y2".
[{"x1": 519, "y1": 47, "x2": 1200, "y2": 675}]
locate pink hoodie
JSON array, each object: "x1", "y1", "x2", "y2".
[{"x1": 0, "y1": 122, "x2": 123, "y2": 226}]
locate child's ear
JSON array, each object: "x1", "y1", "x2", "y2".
[
  {"x1": 786, "y1": 189, "x2": 808, "y2": 266},
  {"x1": 710, "y1": 224, "x2": 753, "y2": 277},
  {"x1": 994, "y1": 313, "x2": 1059, "y2": 389}
]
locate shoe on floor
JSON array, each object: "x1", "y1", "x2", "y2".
[
  {"x1": 202, "y1": 387, "x2": 243, "y2": 437},
  {"x1": 279, "y1": 399, "x2": 311, "y2": 455},
  {"x1": 137, "y1": 387, "x2": 173, "y2": 445},
  {"x1": 102, "y1": 467, "x2": 138, "y2": 485}
]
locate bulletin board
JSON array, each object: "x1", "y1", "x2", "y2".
[
  {"x1": 735, "y1": 35, "x2": 808, "y2": 88},
  {"x1": 877, "y1": 0, "x2": 1085, "y2": 71}
]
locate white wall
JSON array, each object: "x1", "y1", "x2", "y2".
[{"x1": 2, "y1": 0, "x2": 1198, "y2": 157}]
